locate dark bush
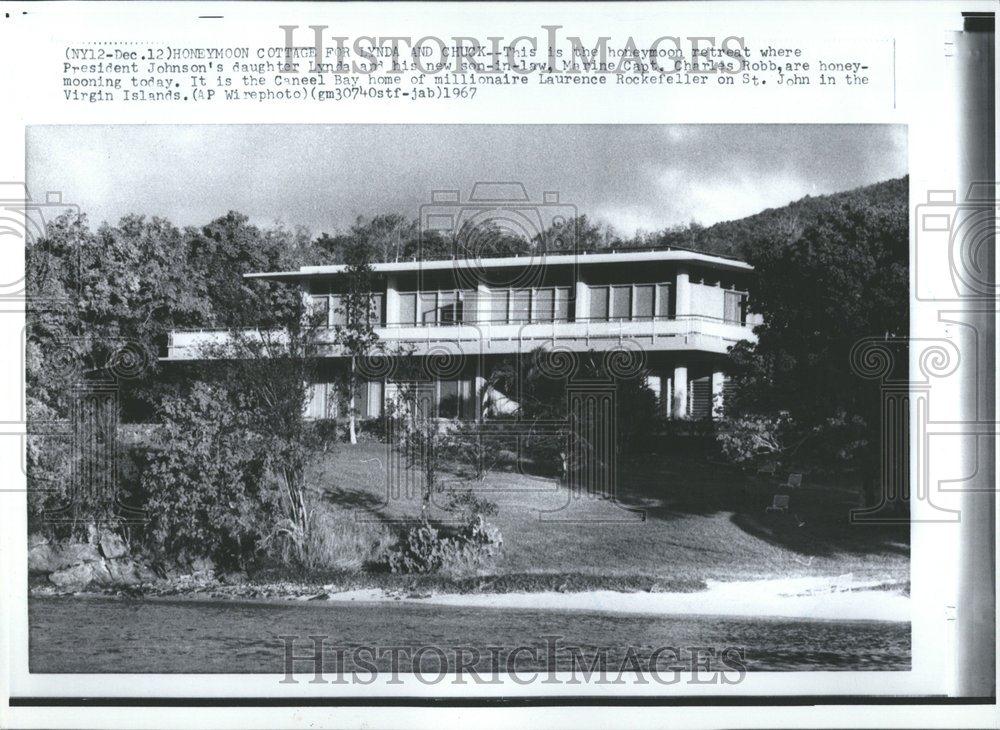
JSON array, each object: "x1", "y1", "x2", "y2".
[{"x1": 139, "y1": 382, "x2": 280, "y2": 569}]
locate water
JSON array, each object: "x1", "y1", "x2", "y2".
[{"x1": 29, "y1": 596, "x2": 910, "y2": 673}]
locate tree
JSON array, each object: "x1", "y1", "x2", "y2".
[
  {"x1": 25, "y1": 212, "x2": 200, "y2": 534},
  {"x1": 196, "y1": 279, "x2": 324, "y2": 565},
  {"x1": 456, "y1": 220, "x2": 532, "y2": 258},
  {"x1": 333, "y1": 238, "x2": 382, "y2": 445},
  {"x1": 723, "y1": 188, "x2": 908, "y2": 480},
  {"x1": 534, "y1": 214, "x2": 615, "y2": 253},
  {"x1": 315, "y1": 231, "x2": 353, "y2": 264},
  {"x1": 141, "y1": 382, "x2": 277, "y2": 568},
  {"x1": 347, "y1": 213, "x2": 417, "y2": 263}
]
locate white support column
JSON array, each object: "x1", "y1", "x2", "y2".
[
  {"x1": 304, "y1": 381, "x2": 324, "y2": 420},
  {"x1": 385, "y1": 275, "x2": 400, "y2": 325},
  {"x1": 672, "y1": 365, "x2": 688, "y2": 419},
  {"x1": 675, "y1": 267, "x2": 691, "y2": 319},
  {"x1": 646, "y1": 373, "x2": 669, "y2": 417},
  {"x1": 645, "y1": 373, "x2": 662, "y2": 403},
  {"x1": 711, "y1": 371, "x2": 726, "y2": 420},
  {"x1": 574, "y1": 279, "x2": 590, "y2": 321},
  {"x1": 474, "y1": 359, "x2": 487, "y2": 421}
]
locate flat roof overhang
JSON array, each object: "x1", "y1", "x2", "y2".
[{"x1": 245, "y1": 249, "x2": 753, "y2": 283}]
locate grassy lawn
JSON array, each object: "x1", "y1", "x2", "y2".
[{"x1": 305, "y1": 440, "x2": 909, "y2": 586}]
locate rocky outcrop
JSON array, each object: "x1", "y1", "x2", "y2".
[
  {"x1": 29, "y1": 533, "x2": 158, "y2": 591},
  {"x1": 49, "y1": 560, "x2": 113, "y2": 587},
  {"x1": 99, "y1": 532, "x2": 128, "y2": 560},
  {"x1": 28, "y1": 539, "x2": 101, "y2": 574}
]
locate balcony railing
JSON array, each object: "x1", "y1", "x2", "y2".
[{"x1": 165, "y1": 315, "x2": 756, "y2": 361}]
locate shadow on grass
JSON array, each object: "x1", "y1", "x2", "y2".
[
  {"x1": 322, "y1": 485, "x2": 400, "y2": 526},
  {"x1": 612, "y1": 453, "x2": 910, "y2": 560}
]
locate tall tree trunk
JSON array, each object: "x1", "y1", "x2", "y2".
[{"x1": 349, "y1": 357, "x2": 358, "y2": 445}]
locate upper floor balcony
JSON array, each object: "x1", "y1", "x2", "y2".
[
  {"x1": 164, "y1": 314, "x2": 756, "y2": 361},
  {"x1": 163, "y1": 248, "x2": 759, "y2": 362}
]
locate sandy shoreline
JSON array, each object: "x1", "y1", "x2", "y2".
[
  {"x1": 316, "y1": 575, "x2": 909, "y2": 622},
  {"x1": 33, "y1": 575, "x2": 909, "y2": 622}
]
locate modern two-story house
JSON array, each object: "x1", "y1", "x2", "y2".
[{"x1": 165, "y1": 248, "x2": 758, "y2": 422}]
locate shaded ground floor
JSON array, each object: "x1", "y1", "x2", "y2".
[{"x1": 305, "y1": 352, "x2": 735, "y2": 422}]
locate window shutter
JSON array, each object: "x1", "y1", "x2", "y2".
[{"x1": 689, "y1": 376, "x2": 712, "y2": 420}]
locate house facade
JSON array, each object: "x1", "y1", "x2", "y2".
[{"x1": 165, "y1": 248, "x2": 759, "y2": 421}]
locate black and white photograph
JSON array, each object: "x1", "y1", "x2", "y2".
[
  {"x1": 1, "y1": 2, "x2": 996, "y2": 727},
  {"x1": 24, "y1": 123, "x2": 914, "y2": 676}
]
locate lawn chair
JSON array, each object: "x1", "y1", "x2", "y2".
[
  {"x1": 765, "y1": 494, "x2": 790, "y2": 513},
  {"x1": 781, "y1": 472, "x2": 803, "y2": 490}
]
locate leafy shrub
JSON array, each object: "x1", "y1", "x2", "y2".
[
  {"x1": 386, "y1": 520, "x2": 446, "y2": 574},
  {"x1": 716, "y1": 410, "x2": 872, "y2": 478},
  {"x1": 715, "y1": 412, "x2": 792, "y2": 467},
  {"x1": 140, "y1": 382, "x2": 279, "y2": 569},
  {"x1": 446, "y1": 489, "x2": 499, "y2": 520},
  {"x1": 386, "y1": 514, "x2": 503, "y2": 576},
  {"x1": 306, "y1": 419, "x2": 341, "y2": 453},
  {"x1": 441, "y1": 514, "x2": 503, "y2": 577},
  {"x1": 25, "y1": 398, "x2": 75, "y2": 537},
  {"x1": 26, "y1": 395, "x2": 125, "y2": 540}
]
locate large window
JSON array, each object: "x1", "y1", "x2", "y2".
[
  {"x1": 511, "y1": 289, "x2": 531, "y2": 323},
  {"x1": 396, "y1": 290, "x2": 475, "y2": 326},
  {"x1": 533, "y1": 288, "x2": 554, "y2": 322},
  {"x1": 326, "y1": 293, "x2": 383, "y2": 326},
  {"x1": 415, "y1": 378, "x2": 475, "y2": 419},
  {"x1": 309, "y1": 295, "x2": 329, "y2": 323},
  {"x1": 656, "y1": 283, "x2": 674, "y2": 318},
  {"x1": 589, "y1": 282, "x2": 672, "y2": 321},
  {"x1": 330, "y1": 294, "x2": 347, "y2": 326},
  {"x1": 399, "y1": 292, "x2": 417, "y2": 325},
  {"x1": 438, "y1": 291, "x2": 458, "y2": 324},
  {"x1": 485, "y1": 287, "x2": 571, "y2": 324},
  {"x1": 610, "y1": 285, "x2": 631, "y2": 321},
  {"x1": 308, "y1": 381, "x2": 384, "y2": 420},
  {"x1": 554, "y1": 288, "x2": 570, "y2": 321},
  {"x1": 589, "y1": 286, "x2": 609, "y2": 321},
  {"x1": 490, "y1": 289, "x2": 509, "y2": 323},
  {"x1": 420, "y1": 292, "x2": 437, "y2": 325},
  {"x1": 634, "y1": 284, "x2": 654, "y2": 320}
]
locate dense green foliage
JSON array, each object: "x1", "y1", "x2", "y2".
[
  {"x1": 141, "y1": 383, "x2": 277, "y2": 568},
  {"x1": 719, "y1": 178, "x2": 909, "y2": 482},
  {"x1": 25, "y1": 211, "x2": 314, "y2": 542}
]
